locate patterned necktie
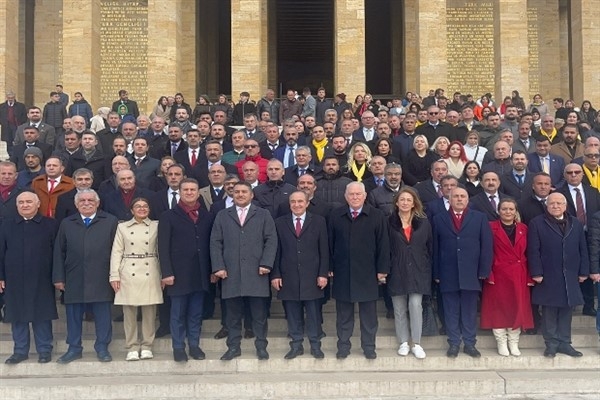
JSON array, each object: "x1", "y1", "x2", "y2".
[
  {"x1": 574, "y1": 188, "x2": 586, "y2": 225},
  {"x1": 191, "y1": 149, "x2": 197, "y2": 167},
  {"x1": 436, "y1": 184, "x2": 443, "y2": 198},
  {"x1": 489, "y1": 195, "x2": 497, "y2": 211},
  {"x1": 287, "y1": 147, "x2": 295, "y2": 167},
  {"x1": 171, "y1": 142, "x2": 177, "y2": 156},
  {"x1": 295, "y1": 217, "x2": 302, "y2": 237},
  {"x1": 84, "y1": 217, "x2": 91, "y2": 227},
  {"x1": 516, "y1": 174, "x2": 524, "y2": 186},
  {"x1": 170, "y1": 191, "x2": 178, "y2": 209},
  {"x1": 351, "y1": 210, "x2": 358, "y2": 219}
]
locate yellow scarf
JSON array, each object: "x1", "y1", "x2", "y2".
[
  {"x1": 312, "y1": 138, "x2": 328, "y2": 162},
  {"x1": 583, "y1": 165, "x2": 600, "y2": 189},
  {"x1": 351, "y1": 162, "x2": 367, "y2": 181},
  {"x1": 540, "y1": 128, "x2": 558, "y2": 142}
]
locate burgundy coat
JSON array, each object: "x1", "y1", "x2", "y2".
[{"x1": 480, "y1": 220, "x2": 534, "y2": 329}]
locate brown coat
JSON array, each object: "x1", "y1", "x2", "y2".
[
  {"x1": 31, "y1": 174, "x2": 75, "y2": 218},
  {"x1": 550, "y1": 141, "x2": 584, "y2": 165}
]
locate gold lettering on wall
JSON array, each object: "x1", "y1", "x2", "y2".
[
  {"x1": 446, "y1": 1, "x2": 495, "y2": 96},
  {"x1": 527, "y1": 8, "x2": 540, "y2": 99},
  {"x1": 100, "y1": 0, "x2": 148, "y2": 108}
]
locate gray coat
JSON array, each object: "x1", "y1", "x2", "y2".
[
  {"x1": 210, "y1": 204, "x2": 277, "y2": 299},
  {"x1": 53, "y1": 211, "x2": 118, "y2": 304}
]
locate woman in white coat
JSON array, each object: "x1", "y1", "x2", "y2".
[{"x1": 110, "y1": 197, "x2": 163, "y2": 361}]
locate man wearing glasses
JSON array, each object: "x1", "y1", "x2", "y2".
[
  {"x1": 415, "y1": 105, "x2": 455, "y2": 145},
  {"x1": 235, "y1": 139, "x2": 268, "y2": 183}
]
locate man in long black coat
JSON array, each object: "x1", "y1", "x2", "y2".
[
  {"x1": 158, "y1": 178, "x2": 215, "y2": 362},
  {"x1": 328, "y1": 181, "x2": 390, "y2": 360},
  {"x1": 0, "y1": 192, "x2": 58, "y2": 364},
  {"x1": 272, "y1": 191, "x2": 329, "y2": 359}
]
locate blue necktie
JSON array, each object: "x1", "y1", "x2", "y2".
[
  {"x1": 287, "y1": 147, "x2": 295, "y2": 168},
  {"x1": 84, "y1": 217, "x2": 91, "y2": 227}
]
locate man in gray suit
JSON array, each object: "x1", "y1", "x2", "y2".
[{"x1": 210, "y1": 181, "x2": 277, "y2": 361}]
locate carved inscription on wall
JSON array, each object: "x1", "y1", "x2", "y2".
[
  {"x1": 446, "y1": 1, "x2": 495, "y2": 96},
  {"x1": 100, "y1": 0, "x2": 148, "y2": 108},
  {"x1": 527, "y1": 8, "x2": 540, "y2": 98}
]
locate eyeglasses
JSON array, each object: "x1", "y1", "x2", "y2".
[
  {"x1": 584, "y1": 154, "x2": 600, "y2": 159},
  {"x1": 244, "y1": 144, "x2": 258, "y2": 149},
  {"x1": 565, "y1": 170, "x2": 582, "y2": 175},
  {"x1": 429, "y1": 112, "x2": 439, "y2": 115}
]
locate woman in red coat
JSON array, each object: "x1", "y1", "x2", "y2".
[{"x1": 480, "y1": 198, "x2": 534, "y2": 356}]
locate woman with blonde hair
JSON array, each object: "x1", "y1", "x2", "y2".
[
  {"x1": 345, "y1": 142, "x2": 373, "y2": 182},
  {"x1": 431, "y1": 136, "x2": 450, "y2": 158},
  {"x1": 388, "y1": 186, "x2": 432, "y2": 359},
  {"x1": 401, "y1": 134, "x2": 438, "y2": 186}
]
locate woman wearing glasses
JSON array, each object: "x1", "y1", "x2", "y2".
[{"x1": 110, "y1": 198, "x2": 162, "y2": 361}]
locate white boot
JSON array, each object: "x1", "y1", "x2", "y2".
[
  {"x1": 492, "y1": 329, "x2": 509, "y2": 356},
  {"x1": 507, "y1": 328, "x2": 521, "y2": 356}
]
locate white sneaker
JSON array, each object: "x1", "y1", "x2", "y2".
[
  {"x1": 140, "y1": 350, "x2": 153, "y2": 360},
  {"x1": 411, "y1": 344, "x2": 426, "y2": 359},
  {"x1": 397, "y1": 342, "x2": 410, "y2": 356},
  {"x1": 126, "y1": 351, "x2": 140, "y2": 361}
]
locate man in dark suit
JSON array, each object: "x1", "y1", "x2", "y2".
[
  {"x1": 147, "y1": 117, "x2": 170, "y2": 159},
  {"x1": 518, "y1": 172, "x2": 552, "y2": 225},
  {"x1": 527, "y1": 137, "x2": 565, "y2": 188},
  {"x1": 55, "y1": 168, "x2": 94, "y2": 223},
  {"x1": 253, "y1": 159, "x2": 295, "y2": 219},
  {"x1": 414, "y1": 105, "x2": 455, "y2": 146},
  {"x1": 469, "y1": 171, "x2": 507, "y2": 221},
  {"x1": 259, "y1": 124, "x2": 284, "y2": 160},
  {"x1": 199, "y1": 164, "x2": 227, "y2": 211},
  {"x1": 0, "y1": 162, "x2": 26, "y2": 224},
  {"x1": 65, "y1": 131, "x2": 106, "y2": 190},
  {"x1": 352, "y1": 111, "x2": 378, "y2": 142},
  {"x1": 499, "y1": 150, "x2": 533, "y2": 201},
  {"x1": 415, "y1": 160, "x2": 449, "y2": 205},
  {"x1": 111, "y1": 89, "x2": 139, "y2": 119},
  {"x1": 328, "y1": 181, "x2": 390, "y2": 360},
  {"x1": 13, "y1": 106, "x2": 56, "y2": 149},
  {"x1": 556, "y1": 162, "x2": 600, "y2": 316},
  {"x1": 10, "y1": 126, "x2": 53, "y2": 171},
  {"x1": 283, "y1": 146, "x2": 321, "y2": 185},
  {"x1": 0, "y1": 92, "x2": 28, "y2": 156},
  {"x1": 512, "y1": 121, "x2": 537, "y2": 154},
  {"x1": 425, "y1": 175, "x2": 458, "y2": 223},
  {"x1": 158, "y1": 178, "x2": 214, "y2": 362},
  {"x1": 182, "y1": 140, "x2": 238, "y2": 188},
  {"x1": 211, "y1": 182, "x2": 278, "y2": 361},
  {"x1": 102, "y1": 169, "x2": 153, "y2": 221},
  {"x1": 128, "y1": 137, "x2": 160, "y2": 189},
  {"x1": 95, "y1": 112, "x2": 122, "y2": 156},
  {"x1": 272, "y1": 191, "x2": 329, "y2": 359},
  {"x1": 433, "y1": 187, "x2": 493, "y2": 358},
  {"x1": 160, "y1": 124, "x2": 188, "y2": 159}
]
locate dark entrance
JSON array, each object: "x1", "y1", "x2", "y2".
[{"x1": 274, "y1": 0, "x2": 334, "y2": 96}]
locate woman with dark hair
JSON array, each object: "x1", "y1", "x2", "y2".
[
  {"x1": 527, "y1": 94, "x2": 549, "y2": 117},
  {"x1": 352, "y1": 95, "x2": 363, "y2": 116},
  {"x1": 480, "y1": 198, "x2": 534, "y2": 357},
  {"x1": 402, "y1": 135, "x2": 438, "y2": 186},
  {"x1": 192, "y1": 95, "x2": 212, "y2": 123},
  {"x1": 169, "y1": 93, "x2": 192, "y2": 122},
  {"x1": 409, "y1": 102, "x2": 422, "y2": 113},
  {"x1": 148, "y1": 156, "x2": 175, "y2": 192},
  {"x1": 374, "y1": 137, "x2": 401, "y2": 164},
  {"x1": 110, "y1": 197, "x2": 162, "y2": 361},
  {"x1": 511, "y1": 90, "x2": 526, "y2": 111},
  {"x1": 388, "y1": 186, "x2": 432, "y2": 359},
  {"x1": 580, "y1": 100, "x2": 597, "y2": 124},
  {"x1": 213, "y1": 94, "x2": 233, "y2": 124},
  {"x1": 150, "y1": 96, "x2": 171, "y2": 123},
  {"x1": 355, "y1": 93, "x2": 379, "y2": 118},
  {"x1": 459, "y1": 161, "x2": 483, "y2": 197}
]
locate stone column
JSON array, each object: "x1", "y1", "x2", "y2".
[
  {"x1": 33, "y1": 0, "x2": 63, "y2": 106},
  {"x1": 0, "y1": 0, "x2": 20, "y2": 98},
  {"x1": 334, "y1": 0, "x2": 365, "y2": 97},
  {"x1": 570, "y1": 0, "x2": 600, "y2": 107},
  {"x1": 415, "y1": 0, "x2": 447, "y2": 96},
  {"x1": 402, "y1": 0, "x2": 418, "y2": 94},
  {"x1": 494, "y1": 0, "x2": 529, "y2": 101},
  {"x1": 62, "y1": 0, "x2": 101, "y2": 110},
  {"x1": 179, "y1": 0, "x2": 197, "y2": 101},
  {"x1": 231, "y1": 0, "x2": 268, "y2": 101}
]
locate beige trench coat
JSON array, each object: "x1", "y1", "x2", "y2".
[{"x1": 110, "y1": 218, "x2": 163, "y2": 305}]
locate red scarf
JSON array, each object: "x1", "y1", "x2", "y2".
[
  {"x1": 449, "y1": 207, "x2": 467, "y2": 232},
  {"x1": 178, "y1": 200, "x2": 200, "y2": 223},
  {"x1": 120, "y1": 187, "x2": 136, "y2": 209},
  {"x1": 0, "y1": 183, "x2": 16, "y2": 202}
]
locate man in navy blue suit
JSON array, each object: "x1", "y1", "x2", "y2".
[{"x1": 527, "y1": 136, "x2": 565, "y2": 188}]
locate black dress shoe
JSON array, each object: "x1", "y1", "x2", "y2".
[
  {"x1": 57, "y1": 351, "x2": 82, "y2": 364},
  {"x1": 463, "y1": 345, "x2": 481, "y2": 358},
  {"x1": 582, "y1": 307, "x2": 597, "y2": 316},
  {"x1": 557, "y1": 344, "x2": 583, "y2": 357},
  {"x1": 189, "y1": 347, "x2": 206, "y2": 360},
  {"x1": 257, "y1": 348, "x2": 269, "y2": 360},
  {"x1": 5, "y1": 353, "x2": 28, "y2": 364},
  {"x1": 446, "y1": 345, "x2": 460, "y2": 358},
  {"x1": 364, "y1": 350, "x2": 377, "y2": 359},
  {"x1": 311, "y1": 349, "x2": 325, "y2": 359},
  {"x1": 97, "y1": 351, "x2": 112, "y2": 362},
  {"x1": 525, "y1": 328, "x2": 538, "y2": 335},
  {"x1": 544, "y1": 348, "x2": 556, "y2": 358},
  {"x1": 318, "y1": 331, "x2": 326, "y2": 339},
  {"x1": 155, "y1": 326, "x2": 170, "y2": 338},
  {"x1": 173, "y1": 349, "x2": 188, "y2": 362},
  {"x1": 284, "y1": 348, "x2": 304, "y2": 359},
  {"x1": 38, "y1": 353, "x2": 52, "y2": 363},
  {"x1": 214, "y1": 327, "x2": 228, "y2": 339},
  {"x1": 244, "y1": 329, "x2": 255, "y2": 339},
  {"x1": 220, "y1": 348, "x2": 241, "y2": 361},
  {"x1": 336, "y1": 350, "x2": 350, "y2": 359}
]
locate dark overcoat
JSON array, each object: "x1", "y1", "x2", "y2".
[
  {"x1": 53, "y1": 211, "x2": 118, "y2": 303},
  {"x1": 210, "y1": 204, "x2": 277, "y2": 299},
  {"x1": 432, "y1": 208, "x2": 493, "y2": 292},
  {"x1": 328, "y1": 204, "x2": 390, "y2": 303},
  {"x1": 158, "y1": 205, "x2": 214, "y2": 296},
  {"x1": 527, "y1": 213, "x2": 589, "y2": 307},
  {"x1": 387, "y1": 214, "x2": 432, "y2": 296},
  {"x1": 272, "y1": 212, "x2": 329, "y2": 301},
  {"x1": 0, "y1": 214, "x2": 58, "y2": 322}
]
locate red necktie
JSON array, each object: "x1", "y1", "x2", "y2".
[
  {"x1": 295, "y1": 217, "x2": 302, "y2": 237},
  {"x1": 47, "y1": 179, "x2": 56, "y2": 217},
  {"x1": 191, "y1": 149, "x2": 197, "y2": 167},
  {"x1": 351, "y1": 211, "x2": 358, "y2": 219},
  {"x1": 574, "y1": 188, "x2": 586, "y2": 226}
]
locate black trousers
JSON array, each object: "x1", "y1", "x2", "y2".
[
  {"x1": 541, "y1": 305, "x2": 573, "y2": 350},
  {"x1": 336, "y1": 300, "x2": 378, "y2": 353},
  {"x1": 580, "y1": 279, "x2": 596, "y2": 310},
  {"x1": 283, "y1": 299, "x2": 322, "y2": 350},
  {"x1": 225, "y1": 296, "x2": 268, "y2": 350}
]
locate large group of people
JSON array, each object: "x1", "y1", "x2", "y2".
[{"x1": 0, "y1": 86, "x2": 599, "y2": 366}]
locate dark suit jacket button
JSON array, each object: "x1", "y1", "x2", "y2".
[{"x1": 132, "y1": 273, "x2": 135, "y2": 276}]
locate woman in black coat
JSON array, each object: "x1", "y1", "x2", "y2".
[
  {"x1": 388, "y1": 186, "x2": 432, "y2": 359},
  {"x1": 401, "y1": 134, "x2": 439, "y2": 186}
]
